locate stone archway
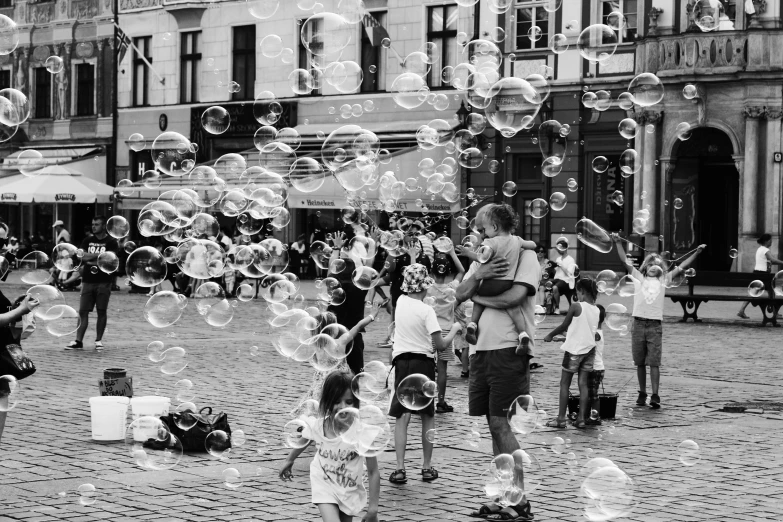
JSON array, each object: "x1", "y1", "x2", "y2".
[{"x1": 669, "y1": 127, "x2": 739, "y2": 271}]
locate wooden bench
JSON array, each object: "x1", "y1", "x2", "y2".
[{"x1": 669, "y1": 271, "x2": 781, "y2": 326}]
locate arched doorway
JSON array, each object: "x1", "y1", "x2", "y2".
[{"x1": 669, "y1": 128, "x2": 739, "y2": 271}]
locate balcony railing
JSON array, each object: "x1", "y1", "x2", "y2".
[{"x1": 638, "y1": 30, "x2": 750, "y2": 77}]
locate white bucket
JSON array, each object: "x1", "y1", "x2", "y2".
[
  {"x1": 89, "y1": 396, "x2": 130, "y2": 441},
  {"x1": 130, "y1": 396, "x2": 171, "y2": 441}
]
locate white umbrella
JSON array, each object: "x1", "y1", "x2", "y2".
[{"x1": 0, "y1": 165, "x2": 114, "y2": 203}]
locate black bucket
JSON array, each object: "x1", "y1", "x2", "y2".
[
  {"x1": 103, "y1": 368, "x2": 126, "y2": 379},
  {"x1": 567, "y1": 393, "x2": 618, "y2": 419}
]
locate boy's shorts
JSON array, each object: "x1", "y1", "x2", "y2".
[
  {"x1": 562, "y1": 348, "x2": 596, "y2": 374},
  {"x1": 587, "y1": 370, "x2": 604, "y2": 399},
  {"x1": 388, "y1": 355, "x2": 436, "y2": 418},
  {"x1": 631, "y1": 318, "x2": 662, "y2": 367}
]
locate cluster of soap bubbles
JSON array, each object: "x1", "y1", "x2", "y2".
[
  {"x1": 481, "y1": 449, "x2": 542, "y2": 508},
  {"x1": 147, "y1": 341, "x2": 188, "y2": 375},
  {"x1": 124, "y1": 416, "x2": 184, "y2": 471}
]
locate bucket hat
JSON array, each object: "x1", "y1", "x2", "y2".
[{"x1": 401, "y1": 263, "x2": 434, "y2": 294}]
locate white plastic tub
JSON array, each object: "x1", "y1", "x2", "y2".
[
  {"x1": 129, "y1": 396, "x2": 171, "y2": 441},
  {"x1": 89, "y1": 396, "x2": 130, "y2": 441}
]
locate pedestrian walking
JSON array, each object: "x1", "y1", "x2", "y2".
[
  {"x1": 65, "y1": 216, "x2": 119, "y2": 351},
  {"x1": 611, "y1": 234, "x2": 705, "y2": 409},
  {"x1": 551, "y1": 237, "x2": 576, "y2": 314},
  {"x1": 737, "y1": 233, "x2": 783, "y2": 321},
  {"x1": 279, "y1": 371, "x2": 380, "y2": 522}
]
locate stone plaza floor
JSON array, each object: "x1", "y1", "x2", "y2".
[{"x1": 0, "y1": 279, "x2": 782, "y2": 521}]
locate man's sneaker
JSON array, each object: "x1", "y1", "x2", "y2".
[
  {"x1": 636, "y1": 391, "x2": 648, "y2": 406},
  {"x1": 95, "y1": 340, "x2": 104, "y2": 351},
  {"x1": 436, "y1": 402, "x2": 454, "y2": 414},
  {"x1": 64, "y1": 340, "x2": 83, "y2": 350},
  {"x1": 516, "y1": 332, "x2": 531, "y2": 356},
  {"x1": 650, "y1": 394, "x2": 661, "y2": 409},
  {"x1": 465, "y1": 322, "x2": 478, "y2": 345}
]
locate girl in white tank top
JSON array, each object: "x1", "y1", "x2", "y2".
[{"x1": 543, "y1": 278, "x2": 601, "y2": 429}]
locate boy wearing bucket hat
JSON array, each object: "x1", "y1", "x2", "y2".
[
  {"x1": 552, "y1": 237, "x2": 576, "y2": 314},
  {"x1": 387, "y1": 263, "x2": 462, "y2": 486}
]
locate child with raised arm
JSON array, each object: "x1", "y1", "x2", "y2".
[
  {"x1": 279, "y1": 371, "x2": 381, "y2": 522},
  {"x1": 543, "y1": 278, "x2": 602, "y2": 429},
  {"x1": 388, "y1": 263, "x2": 461, "y2": 485},
  {"x1": 611, "y1": 234, "x2": 705, "y2": 409},
  {"x1": 461, "y1": 204, "x2": 537, "y2": 352}
]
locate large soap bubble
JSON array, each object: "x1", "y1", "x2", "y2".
[
  {"x1": 126, "y1": 246, "x2": 168, "y2": 288},
  {"x1": 144, "y1": 291, "x2": 188, "y2": 328},
  {"x1": 0, "y1": 375, "x2": 20, "y2": 412},
  {"x1": 483, "y1": 78, "x2": 542, "y2": 137},
  {"x1": 507, "y1": 395, "x2": 540, "y2": 435},
  {"x1": 604, "y1": 303, "x2": 630, "y2": 331},
  {"x1": 581, "y1": 465, "x2": 636, "y2": 520},
  {"x1": 26, "y1": 285, "x2": 66, "y2": 320},
  {"x1": 577, "y1": 24, "x2": 618, "y2": 63},
  {"x1": 246, "y1": 0, "x2": 278, "y2": 19},
  {"x1": 0, "y1": 16, "x2": 20, "y2": 56},
  {"x1": 301, "y1": 13, "x2": 353, "y2": 57},
  {"x1": 125, "y1": 416, "x2": 183, "y2": 470},
  {"x1": 391, "y1": 73, "x2": 427, "y2": 110},
  {"x1": 19, "y1": 251, "x2": 52, "y2": 285},
  {"x1": 628, "y1": 73, "x2": 664, "y2": 107},
  {"x1": 396, "y1": 373, "x2": 437, "y2": 411},
  {"x1": 52, "y1": 243, "x2": 81, "y2": 273},
  {"x1": 201, "y1": 106, "x2": 230, "y2": 135},
  {"x1": 45, "y1": 305, "x2": 80, "y2": 337},
  {"x1": 0, "y1": 88, "x2": 30, "y2": 126},
  {"x1": 151, "y1": 132, "x2": 196, "y2": 177},
  {"x1": 575, "y1": 218, "x2": 613, "y2": 254}
]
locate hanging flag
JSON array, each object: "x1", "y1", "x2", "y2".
[
  {"x1": 115, "y1": 24, "x2": 132, "y2": 64},
  {"x1": 362, "y1": 13, "x2": 389, "y2": 47}
]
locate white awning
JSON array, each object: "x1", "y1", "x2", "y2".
[{"x1": 0, "y1": 165, "x2": 114, "y2": 203}]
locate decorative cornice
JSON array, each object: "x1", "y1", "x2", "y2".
[
  {"x1": 743, "y1": 106, "x2": 765, "y2": 119},
  {"x1": 764, "y1": 106, "x2": 783, "y2": 120}
]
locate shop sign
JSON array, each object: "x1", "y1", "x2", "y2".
[
  {"x1": 592, "y1": 155, "x2": 625, "y2": 232},
  {"x1": 1, "y1": 193, "x2": 16, "y2": 201},
  {"x1": 55, "y1": 193, "x2": 76, "y2": 201}
]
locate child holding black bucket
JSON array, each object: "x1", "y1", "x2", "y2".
[{"x1": 543, "y1": 277, "x2": 603, "y2": 429}]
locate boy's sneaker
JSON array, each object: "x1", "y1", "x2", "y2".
[
  {"x1": 585, "y1": 418, "x2": 602, "y2": 426},
  {"x1": 95, "y1": 340, "x2": 104, "y2": 351},
  {"x1": 64, "y1": 340, "x2": 83, "y2": 350},
  {"x1": 636, "y1": 392, "x2": 648, "y2": 406},
  {"x1": 516, "y1": 331, "x2": 532, "y2": 356},
  {"x1": 465, "y1": 322, "x2": 478, "y2": 345},
  {"x1": 435, "y1": 402, "x2": 454, "y2": 414},
  {"x1": 650, "y1": 394, "x2": 661, "y2": 409}
]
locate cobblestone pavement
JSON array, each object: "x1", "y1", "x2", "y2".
[{"x1": 1, "y1": 279, "x2": 782, "y2": 522}]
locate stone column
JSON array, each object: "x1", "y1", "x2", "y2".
[
  {"x1": 765, "y1": 106, "x2": 783, "y2": 252},
  {"x1": 739, "y1": 106, "x2": 764, "y2": 271},
  {"x1": 643, "y1": 110, "x2": 662, "y2": 245},
  {"x1": 96, "y1": 39, "x2": 104, "y2": 117},
  {"x1": 658, "y1": 156, "x2": 676, "y2": 253},
  {"x1": 632, "y1": 111, "x2": 645, "y2": 216}
]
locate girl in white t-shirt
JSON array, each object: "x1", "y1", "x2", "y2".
[
  {"x1": 544, "y1": 278, "x2": 602, "y2": 429},
  {"x1": 279, "y1": 371, "x2": 381, "y2": 522},
  {"x1": 388, "y1": 263, "x2": 461, "y2": 485}
]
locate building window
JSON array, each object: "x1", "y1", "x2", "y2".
[
  {"x1": 427, "y1": 4, "x2": 458, "y2": 88},
  {"x1": 0, "y1": 69, "x2": 10, "y2": 90},
  {"x1": 360, "y1": 11, "x2": 387, "y2": 93},
  {"x1": 180, "y1": 32, "x2": 201, "y2": 104},
  {"x1": 232, "y1": 25, "x2": 255, "y2": 101},
  {"x1": 34, "y1": 68, "x2": 51, "y2": 119},
  {"x1": 515, "y1": 1, "x2": 550, "y2": 51},
  {"x1": 132, "y1": 36, "x2": 151, "y2": 107},
  {"x1": 521, "y1": 195, "x2": 544, "y2": 244},
  {"x1": 0, "y1": 0, "x2": 11, "y2": 7},
  {"x1": 601, "y1": 0, "x2": 637, "y2": 42},
  {"x1": 75, "y1": 63, "x2": 94, "y2": 116},
  {"x1": 298, "y1": 18, "x2": 323, "y2": 96}
]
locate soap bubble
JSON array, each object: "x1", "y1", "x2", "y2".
[
  {"x1": 391, "y1": 73, "x2": 427, "y2": 110},
  {"x1": 577, "y1": 24, "x2": 618, "y2": 63},
  {"x1": 695, "y1": 14, "x2": 718, "y2": 32},
  {"x1": 284, "y1": 418, "x2": 311, "y2": 448},
  {"x1": 125, "y1": 416, "x2": 183, "y2": 470},
  {"x1": 592, "y1": 156, "x2": 609, "y2": 173},
  {"x1": 628, "y1": 73, "x2": 664, "y2": 107},
  {"x1": 352, "y1": 266, "x2": 380, "y2": 291},
  {"x1": 205, "y1": 429, "x2": 232, "y2": 457},
  {"x1": 97, "y1": 251, "x2": 120, "y2": 274},
  {"x1": 301, "y1": 13, "x2": 353, "y2": 57},
  {"x1": 26, "y1": 285, "x2": 65, "y2": 320},
  {"x1": 151, "y1": 132, "x2": 196, "y2": 177},
  {"x1": 748, "y1": 280, "x2": 765, "y2": 298},
  {"x1": 678, "y1": 440, "x2": 700, "y2": 466},
  {"x1": 0, "y1": 375, "x2": 20, "y2": 412},
  {"x1": 729, "y1": 248, "x2": 739, "y2": 259},
  {"x1": 77, "y1": 484, "x2": 97, "y2": 506},
  {"x1": 617, "y1": 91, "x2": 635, "y2": 109},
  {"x1": 527, "y1": 198, "x2": 549, "y2": 218},
  {"x1": 128, "y1": 132, "x2": 146, "y2": 151},
  {"x1": 223, "y1": 467, "x2": 243, "y2": 488},
  {"x1": 0, "y1": 16, "x2": 20, "y2": 56},
  {"x1": 675, "y1": 122, "x2": 692, "y2": 141},
  {"x1": 567, "y1": 178, "x2": 578, "y2": 192},
  {"x1": 45, "y1": 305, "x2": 80, "y2": 337},
  {"x1": 604, "y1": 303, "x2": 630, "y2": 331},
  {"x1": 550, "y1": 33, "x2": 568, "y2": 54},
  {"x1": 618, "y1": 118, "x2": 638, "y2": 139},
  {"x1": 549, "y1": 192, "x2": 567, "y2": 211},
  {"x1": 596, "y1": 270, "x2": 620, "y2": 294},
  {"x1": 260, "y1": 34, "x2": 283, "y2": 58},
  {"x1": 19, "y1": 251, "x2": 52, "y2": 285},
  {"x1": 484, "y1": 77, "x2": 542, "y2": 136},
  {"x1": 246, "y1": 0, "x2": 279, "y2": 19},
  {"x1": 175, "y1": 379, "x2": 195, "y2": 403},
  {"x1": 201, "y1": 106, "x2": 230, "y2": 135},
  {"x1": 290, "y1": 157, "x2": 326, "y2": 192},
  {"x1": 52, "y1": 243, "x2": 81, "y2": 273},
  {"x1": 673, "y1": 198, "x2": 683, "y2": 210},
  {"x1": 148, "y1": 341, "x2": 166, "y2": 362},
  {"x1": 17, "y1": 149, "x2": 45, "y2": 176},
  {"x1": 619, "y1": 149, "x2": 640, "y2": 176},
  {"x1": 144, "y1": 291, "x2": 188, "y2": 328},
  {"x1": 534, "y1": 305, "x2": 546, "y2": 325},
  {"x1": 551, "y1": 436, "x2": 565, "y2": 454},
  {"x1": 501, "y1": 181, "x2": 518, "y2": 197},
  {"x1": 160, "y1": 347, "x2": 188, "y2": 375},
  {"x1": 126, "y1": 246, "x2": 167, "y2": 287},
  {"x1": 576, "y1": 218, "x2": 613, "y2": 254},
  {"x1": 106, "y1": 215, "x2": 130, "y2": 239},
  {"x1": 581, "y1": 465, "x2": 636, "y2": 520},
  {"x1": 425, "y1": 428, "x2": 438, "y2": 443},
  {"x1": 0, "y1": 88, "x2": 29, "y2": 126},
  {"x1": 396, "y1": 373, "x2": 436, "y2": 411},
  {"x1": 507, "y1": 395, "x2": 539, "y2": 435}
]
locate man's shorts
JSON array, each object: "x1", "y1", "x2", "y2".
[
  {"x1": 389, "y1": 354, "x2": 436, "y2": 418},
  {"x1": 631, "y1": 317, "x2": 662, "y2": 367},
  {"x1": 552, "y1": 279, "x2": 570, "y2": 296},
  {"x1": 469, "y1": 347, "x2": 530, "y2": 418},
  {"x1": 587, "y1": 370, "x2": 605, "y2": 400},
  {"x1": 79, "y1": 282, "x2": 112, "y2": 313},
  {"x1": 562, "y1": 348, "x2": 596, "y2": 374}
]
